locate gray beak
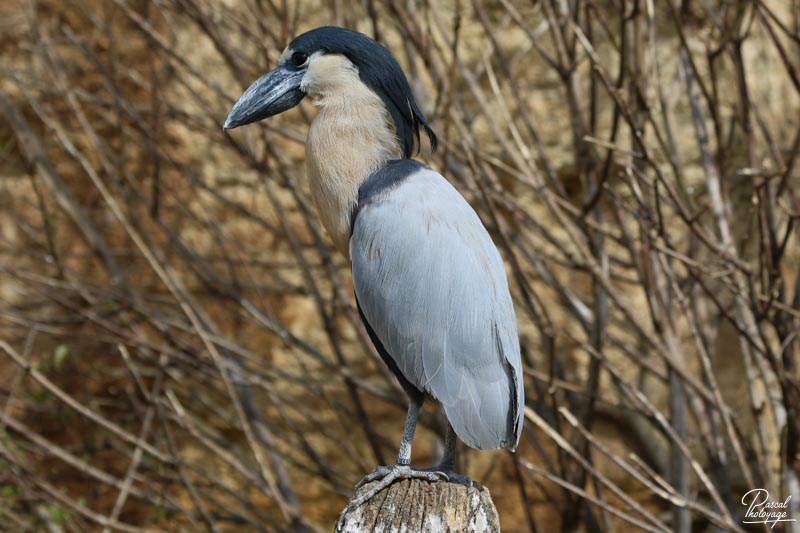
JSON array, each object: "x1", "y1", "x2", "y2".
[{"x1": 223, "y1": 66, "x2": 305, "y2": 130}]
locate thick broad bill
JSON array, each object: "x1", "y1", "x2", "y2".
[{"x1": 223, "y1": 65, "x2": 305, "y2": 130}]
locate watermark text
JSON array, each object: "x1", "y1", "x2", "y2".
[{"x1": 741, "y1": 489, "x2": 796, "y2": 528}]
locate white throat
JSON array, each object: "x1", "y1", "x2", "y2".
[{"x1": 303, "y1": 54, "x2": 401, "y2": 258}]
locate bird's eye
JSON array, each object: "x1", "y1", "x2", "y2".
[{"x1": 291, "y1": 52, "x2": 309, "y2": 67}]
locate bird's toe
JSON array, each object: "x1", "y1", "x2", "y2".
[
  {"x1": 354, "y1": 464, "x2": 397, "y2": 489},
  {"x1": 349, "y1": 464, "x2": 455, "y2": 509},
  {"x1": 419, "y1": 466, "x2": 475, "y2": 487}
]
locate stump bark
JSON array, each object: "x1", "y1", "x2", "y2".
[{"x1": 335, "y1": 479, "x2": 500, "y2": 532}]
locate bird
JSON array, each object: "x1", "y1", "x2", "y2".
[{"x1": 224, "y1": 25, "x2": 524, "y2": 509}]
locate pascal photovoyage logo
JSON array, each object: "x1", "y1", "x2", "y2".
[{"x1": 741, "y1": 489, "x2": 797, "y2": 528}]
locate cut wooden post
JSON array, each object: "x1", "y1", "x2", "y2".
[{"x1": 335, "y1": 479, "x2": 500, "y2": 532}]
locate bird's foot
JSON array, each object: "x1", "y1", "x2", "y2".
[
  {"x1": 420, "y1": 464, "x2": 474, "y2": 487},
  {"x1": 348, "y1": 464, "x2": 448, "y2": 509},
  {"x1": 335, "y1": 464, "x2": 478, "y2": 531}
]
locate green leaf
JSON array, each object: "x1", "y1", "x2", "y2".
[
  {"x1": 32, "y1": 391, "x2": 49, "y2": 403},
  {"x1": 50, "y1": 505, "x2": 66, "y2": 524},
  {"x1": 54, "y1": 345, "x2": 69, "y2": 367},
  {"x1": 1, "y1": 484, "x2": 19, "y2": 497}
]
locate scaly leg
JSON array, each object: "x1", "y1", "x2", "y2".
[
  {"x1": 347, "y1": 397, "x2": 447, "y2": 510},
  {"x1": 438, "y1": 422, "x2": 457, "y2": 470},
  {"x1": 423, "y1": 423, "x2": 472, "y2": 486}
]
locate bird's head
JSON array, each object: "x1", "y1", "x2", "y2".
[{"x1": 223, "y1": 26, "x2": 436, "y2": 158}]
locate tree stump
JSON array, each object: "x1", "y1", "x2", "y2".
[{"x1": 335, "y1": 479, "x2": 500, "y2": 532}]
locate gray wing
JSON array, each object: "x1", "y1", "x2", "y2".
[{"x1": 350, "y1": 165, "x2": 523, "y2": 450}]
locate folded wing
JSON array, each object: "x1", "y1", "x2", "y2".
[{"x1": 350, "y1": 161, "x2": 523, "y2": 450}]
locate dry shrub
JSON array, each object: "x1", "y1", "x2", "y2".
[{"x1": 1, "y1": 0, "x2": 799, "y2": 531}]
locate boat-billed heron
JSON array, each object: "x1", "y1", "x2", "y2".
[{"x1": 224, "y1": 26, "x2": 523, "y2": 507}]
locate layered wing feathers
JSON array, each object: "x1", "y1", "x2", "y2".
[{"x1": 351, "y1": 164, "x2": 523, "y2": 450}]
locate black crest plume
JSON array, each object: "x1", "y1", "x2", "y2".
[{"x1": 289, "y1": 26, "x2": 437, "y2": 158}]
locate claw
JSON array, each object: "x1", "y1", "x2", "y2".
[
  {"x1": 336, "y1": 464, "x2": 478, "y2": 532},
  {"x1": 354, "y1": 465, "x2": 396, "y2": 489},
  {"x1": 346, "y1": 464, "x2": 448, "y2": 512},
  {"x1": 419, "y1": 465, "x2": 474, "y2": 487}
]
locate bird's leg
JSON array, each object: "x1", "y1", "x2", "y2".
[
  {"x1": 347, "y1": 396, "x2": 447, "y2": 510},
  {"x1": 438, "y1": 422, "x2": 457, "y2": 470},
  {"x1": 354, "y1": 396, "x2": 428, "y2": 487},
  {"x1": 423, "y1": 423, "x2": 472, "y2": 486},
  {"x1": 396, "y1": 394, "x2": 421, "y2": 465}
]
